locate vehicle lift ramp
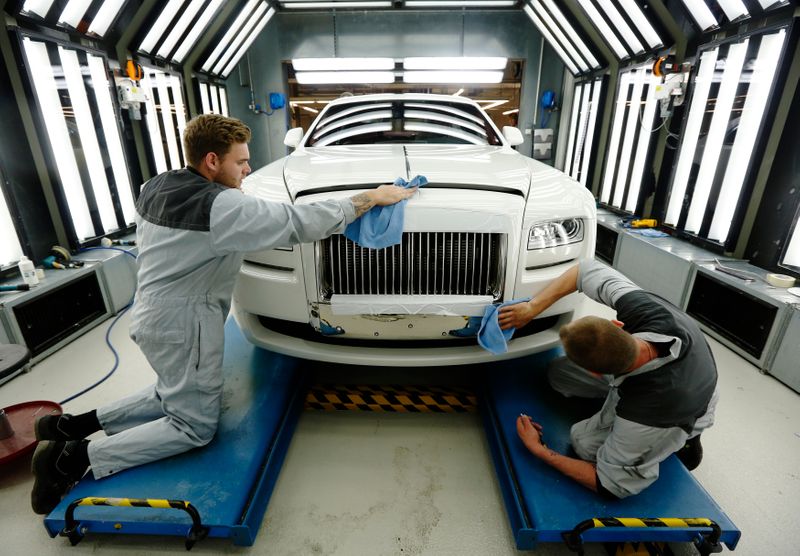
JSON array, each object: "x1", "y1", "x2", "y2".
[{"x1": 43, "y1": 322, "x2": 740, "y2": 552}]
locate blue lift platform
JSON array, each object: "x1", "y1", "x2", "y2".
[
  {"x1": 43, "y1": 322, "x2": 741, "y2": 552},
  {"x1": 481, "y1": 348, "x2": 741, "y2": 554}
]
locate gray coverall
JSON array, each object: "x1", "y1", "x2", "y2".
[{"x1": 87, "y1": 168, "x2": 356, "y2": 478}]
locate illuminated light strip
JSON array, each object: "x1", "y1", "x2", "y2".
[
  {"x1": 199, "y1": 82, "x2": 211, "y2": 113},
  {"x1": 625, "y1": 72, "x2": 659, "y2": 212},
  {"x1": 502, "y1": 108, "x2": 519, "y2": 115},
  {"x1": 600, "y1": 71, "x2": 631, "y2": 203},
  {"x1": 282, "y1": 1, "x2": 392, "y2": 7},
  {"x1": 219, "y1": 87, "x2": 229, "y2": 117},
  {"x1": 617, "y1": 0, "x2": 662, "y2": 49},
  {"x1": 403, "y1": 70, "x2": 504, "y2": 83},
  {"x1": 717, "y1": 0, "x2": 749, "y2": 22},
  {"x1": 595, "y1": 0, "x2": 644, "y2": 54},
  {"x1": 573, "y1": 82, "x2": 592, "y2": 179},
  {"x1": 23, "y1": 38, "x2": 94, "y2": 240},
  {"x1": 154, "y1": 72, "x2": 181, "y2": 169},
  {"x1": 210, "y1": 85, "x2": 221, "y2": 114},
  {"x1": 88, "y1": 0, "x2": 126, "y2": 36},
  {"x1": 708, "y1": 30, "x2": 786, "y2": 243},
  {"x1": 403, "y1": 57, "x2": 507, "y2": 70},
  {"x1": 679, "y1": 0, "x2": 718, "y2": 31},
  {"x1": 139, "y1": 75, "x2": 168, "y2": 174},
  {"x1": 139, "y1": 0, "x2": 183, "y2": 54},
  {"x1": 576, "y1": 0, "x2": 628, "y2": 59},
  {"x1": 169, "y1": 75, "x2": 188, "y2": 162},
  {"x1": 202, "y1": 0, "x2": 259, "y2": 72},
  {"x1": 173, "y1": 0, "x2": 225, "y2": 63},
  {"x1": 219, "y1": 8, "x2": 276, "y2": 78},
  {"x1": 296, "y1": 71, "x2": 396, "y2": 84},
  {"x1": 293, "y1": 58, "x2": 395, "y2": 71},
  {"x1": 404, "y1": 0, "x2": 516, "y2": 5},
  {"x1": 612, "y1": 68, "x2": 646, "y2": 208},
  {"x1": 684, "y1": 41, "x2": 748, "y2": 233},
  {"x1": 21, "y1": 0, "x2": 54, "y2": 18},
  {"x1": 565, "y1": 82, "x2": 583, "y2": 178},
  {"x1": 784, "y1": 216, "x2": 800, "y2": 267},
  {"x1": 0, "y1": 189, "x2": 24, "y2": 266},
  {"x1": 302, "y1": 106, "x2": 319, "y2": 113},
  {"x1": 87, "y1": 53, "x2": 136, "y2": 225},
  {"x1": 530, "y1": 0, "x2": 590, "y2": 72},
  {"x1": 59, "y1": 0, "x2": 92, "y2": 28},
  {"x1": 524, "y1": 5, "x2": 579, "y2": 75},
  {"x1": 157, "y1": 0, "x2": 205, "y2": 59},
  {"x1": 478, "y1": 100, "x2": 508, "y2": 110},
  {"x1": 542, "y1": 0, "x2": 599, "y2": 68},
  {"x1": 579, "y1": 79, "x2": 603, "y2": 188}
]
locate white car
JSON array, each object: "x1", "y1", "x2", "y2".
[{"x1": 233, "y1": 93, "x2": 596, "y2": 366}]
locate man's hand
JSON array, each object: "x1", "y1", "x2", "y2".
[
  {"x1": 350, "y1": 185, "x2": 417, "y2": 218},
  {"x1": 498, "y1": 301, "x2": 537, "y2": 330},
  {"x1": 516, "y1": 414, "x2": 546, "y2": 456}
]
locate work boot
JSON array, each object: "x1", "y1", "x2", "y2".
[
  {"x1": 35, "y1": 410, "x2": 100, "y2": 441},
  {"x1": 31, "y1": 440, "x2": 89, "y2": 514},
  {"x1": 676, "y1": 435, "x2": 703, "y2": 470}
]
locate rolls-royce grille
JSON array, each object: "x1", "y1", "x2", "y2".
[{"x1": 319, "y1": 232, "x2": 505, "y2": 298}]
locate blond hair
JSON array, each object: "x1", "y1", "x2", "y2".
[
  {"x1": 182, "y1": 114, "x2": 251, "y2": 168},
  {"x1": 559, "y1": 316, "x2": 637, "y2": 375}
]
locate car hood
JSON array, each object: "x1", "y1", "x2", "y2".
[{"x1": 283, "y1": 145, "x2": 531, "y2": 198}]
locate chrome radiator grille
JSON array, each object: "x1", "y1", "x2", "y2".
[{"x1": 318, "y1": 232, "x2": 505, "y2": 298}]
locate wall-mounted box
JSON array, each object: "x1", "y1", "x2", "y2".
[{"x1": 685, "y1": 262, "x2": 793, "y2": 370}]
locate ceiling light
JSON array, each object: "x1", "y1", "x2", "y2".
[
  {"x1": 575, "y1": 0, "x2": 628, "y2": 59},
  {"x1": 293, "y1": 58, "x2": 395, "y2": 71},
  {"x1": 403, "y1": 57, "x2": 507, "y2": 70},
  {"x1": 172, "y1": 0, "x2": 225, "y2": 63},
  {"x1": 716, "y1": 0, "x2": 749, "y2": 22},
  {"x1": 502, "y1": 108, "x2": 519, "y2": 115},
  {"x1": 524, "y1": 5, "x2": 580, "y2": 74},
  {"x1": 296, "y1": 71, "x2": 396, "y2": 84},
  {"x1": 616, "y1": 0, "x2": 662, "y2": 49},
  {"x1": 403, "y1": 70, "x2": 503, "y2": 83},
  {"x1": 202, "y1": 0, "x2": 259, "y2": 72},
  {"x1": 87, "y1": 0, "x2": 126, "y2": 36},
  {"x1": 219, "y1": 7, "x2": 276, "y2": 77},
  {"x1": 282, "y1": 2, "x2": 393, "y2": 7},
  {"x1": 21, "y1": 0, "x2": 54, "y2": 18},
  {"x1": 157, "y1": 0, "x2": 205, "y2": 59},
  {"x1": 404, "y1": 1, "x2": 516, "y2": 6},
  {"x1": 59, "y1": 0, "x2": 92, "y2": 28},
  {"x1": 595, "y1": 0, "x2": 645, "y2": 54},
  {"x1": 139, "y1": 0, "x2": 183, "y2": 54},
  {"x1": 541, "y1": 0, "x2": 599, "y2": 68},
  {"x1": 529, "y1": 1, "x2": 589, "y2": 72},
  {"x1": 679, "y1": 0, "x2": 718, "y2": 31}
]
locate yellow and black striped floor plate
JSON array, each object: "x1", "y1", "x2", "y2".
[{"x1": 305, "y1": 384, "x2": 477, "y2": 413}]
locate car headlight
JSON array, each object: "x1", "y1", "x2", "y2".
[{"x1": 528, "y1": 218, "x2": 584, "y2": 250}]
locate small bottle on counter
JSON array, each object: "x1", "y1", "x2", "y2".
[{"x1": 18, "y1": 255, "x2": 39, "y2": 286}]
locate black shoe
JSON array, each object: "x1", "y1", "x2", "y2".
[
  {"x1": 31, "y1": 440, "x2": 89, "y2": 515},
  {"x1": 35, "y1": 414, "x2": 75, "y2": 442},
  {"x1": 676, "y1": 435, "x2": 703, "y2": 471}
]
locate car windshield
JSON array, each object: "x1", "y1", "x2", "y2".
[{"x1": 305, "y1": 100, "x2": 503, "y2": 147}]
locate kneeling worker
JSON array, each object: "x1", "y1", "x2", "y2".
[
  {"x1": 30, "y1": 114, "x2": 416, "y2": 514},
  {"x1": 498, "y1": 260, "x2": 718, "y2": 498}
]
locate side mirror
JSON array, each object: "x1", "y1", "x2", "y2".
[
  {"x1": 284, "y1": 127, "x2": 304, "y2": 148},
  {"x1": 502, "y1": 126, "x2": 524, "y2": 147}
]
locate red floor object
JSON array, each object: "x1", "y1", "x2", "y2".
[{"x1": 0, "y1": 401, "x2": 62, "y2": 464}]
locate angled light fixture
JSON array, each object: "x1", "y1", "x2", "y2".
[
  {"x1": 540, "y1": 0, "x2": 600, "y2": 70},
  {"x1": 21, "y1": 0, "x2": 54, "y2": 18},
  {"x1": 172, "y1": 0, "x2": 225, "y2": 63},
  {"x1": 403, "y1": 70, "x2": 503, "y2": 83},
  {"x1": 293, "y1": 58, "x2": 395, "y2": 71},
  {"x1": 403, "y1": 57, "x2": 507, "y2": 70},
  {"x1": 579, "y1": 79, "x2": 603, "y2": 187},
  {"x1": 296, "y1": 71, "x2": 395, "y2": 84},
  {"x1": 502, "y1": 108, "x2": 519, "y2": 115},
  {"x1": 529, "y1": 1, "x2": 589, "y2": 73},
  {"x1": 219, "y1": 7, "x2": 276, "y2": 78},
  {"x1": 679, "y1": 0, "x2": 718, "y2": 31},
  {"x1": 594, "y1": 0, "x2": 645, "y2": 54},
  {"x1": 202, "y1": 0, "x2": 260, "y2": 72},
  {"x1": 138, "y1": 0, "x2": 183, "y2": 54},
  {"x1": 616, "y1": 0, "x2": 662, "y2": 49},
  {"x1": 716, "y1": 0, "x2": 749, "y2": 22},
  {"x1": 156, "y1": 0, "x2": 205, "y2": 59},
  {"x1": 88, "y1": 0, "x2": 126, "y2": 36},
  {"x1": 59, "y1": 0, "x2": 93, "y2": 28},
  {"x1": 199, "y1": 82, "x2": 211, "y2": 114},
  {"x1": 783, "y1": 218, "x2": 800, "y2": 268},
  {"x1": 523, "y1": 5, "x2": 579, "y2": 74},
  {"x1": 0, "y1": 193, "x2": 23, "y2": 267},
  {"x1": 600, "y1": 71, "x2": 631, "y2": 203},
  {"x1": 575, "y1": 0, "x2": 628, "y2": 59}
]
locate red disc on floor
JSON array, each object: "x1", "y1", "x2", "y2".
[{"x1": 0, "y1": 401, "x2": 62, "y2": 465}]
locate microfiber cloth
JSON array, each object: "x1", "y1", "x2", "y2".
[
  {"x1": 344, "y1": 175, "x2": 427, "y2": 249},
  {"x1": 478, "y1": 298, "x2": 531, "y2": 355}
]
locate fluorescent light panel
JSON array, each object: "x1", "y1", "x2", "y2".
[
  {"x1": 565, "y1": 83, "x2": 583, "y2": 178},
  {"x1": 139, "y1": 0, "x2": 183, "y2": 54},
  {"x1": 23, "y1": 38, "x2": 94, "y2": 240},
  {"x1": 170, "y1": 75, "x2": 188, "y2": 148},
  {"x1": 665, "y1": 48, "x2": 718, "y2": 225},
  {"x1": 541, "y1": 0, "x2": 600, "y2": 68},
  {"x1": 717, "y1": 0, "x2": 749, "y2": 22},
  {"x1": 784, "y1": 217, "x2": 800, "y2": 268},
  {"x1": 612, "y1": 68, "x2": 646, "y2": 208},
  {"x1": 88, "y1": 0, "x2": 126, "y2": 36},
  {"x1": 580, "y1": 79, "x2": 603, "y2": 188},
  {"x1": 600, "y1": 71, "x2": 631, "y2": 203},
  {"x1": 154, "y1": 72, "x2": 182, "y2": 170},
  {"x1": 59, "y1": 0, "x2": 92, "y2": 28},
  {"x1": 139, "y1": 74, "x2": 168, "y2": 174},
  {"x1": 595, "y1": 0, "x2": 645, "y2": 54},
  {"x1": 283, "y1": 1, "x2": 392, "y2": 7},
  {"x1": 0, "y1": 193, "x2": 23, "y2": 267},
  {"x1": 404, "y1": 0, "x2": 516, "y2": 6},
  {"x1": 59, "y1": 46, "x2": 118, "y2": 233},
  {"x1": 173, "y1": 0, "x2": 225, "y2": 63},
  {"x1": 404, "y1": 57, "x2": 507, "y2": 70},
  {"x1": 576, "y1": 0, "x2": 628, "y2": 59},
  {"x1": 199, "y1": 82, "x2": 211, "y2": 113},
  {"x1": 617, "y1": 0, "x2": 662, "y2": 49},
  {"x1": 685, "y1": 41, "x2": 748, "y2": 233},
  {"x1": 708, "y1": 30, "x2": 786, "y2": 243},
  {"x1": 530, "y1": 1, "x2": 589, "y2": 72},
  {"x1": 22, "y1": 0, "x2": 54, "y2": 18},
  {"x1": 202, "y1": 0, "x2": 259, "y2": 72},
  {"x1": 219, "y1": 7, "x2": 276, "y2": 77},
  {"x1": 219, "y1": 87, "x2": 229, "y2": 117},
  {"x1": 87, "y1": 53, "x2": 135, "y2": 225},
  {"x1": 625, "y1": 72, "x2": 659, "y2": 212},
  {"x1": 524, "y1": 5, "x2": 579, "y2": 75},
  {"x1": 210, "y1": 85, "x2": 221, "y2": 114},
  {"x1": 680, "y1": 0, "x2": 718, "y2": 31},
  {"x1": 403, "y1": 70, "x2": 503, "y2": 83},
  {"x1": 296, "y1": 71, "x2": 395, "y2": 84},
  {"x1": 157, "y1": 0, "x2": 204, "y2": 59},
  {"x1": 293, "y1": 58, "x2": 395, "y2": 71}
]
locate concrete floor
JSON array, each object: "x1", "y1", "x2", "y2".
[{"x1": 0, "y1": 298, "x2": 798, "y2": 555}]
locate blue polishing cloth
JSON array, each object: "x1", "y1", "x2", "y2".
[
  {"x1": 478, "y1": 298, "x2": 531, "y2": 355},
  {"x1": 344, "y1": 175, "x2": 427, "y2": 249}
]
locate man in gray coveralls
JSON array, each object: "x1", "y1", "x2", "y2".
[
  {"x1": 498, "y1": 261, "x2": 718, "y2": 499},
  {"x1": 30, "y1": 114, "x2": 416, "y2": 514}
]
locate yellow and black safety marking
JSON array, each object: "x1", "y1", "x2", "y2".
[
  {"x1": 305, "y1": 384, "x2": 477, "y2": 413},
  {"x1": 72, "y1": 496, "x2": 190, "y2": 509}
]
